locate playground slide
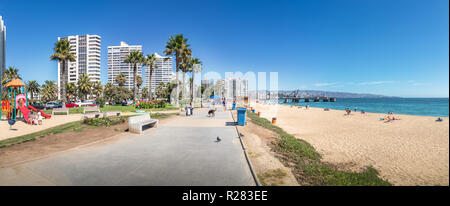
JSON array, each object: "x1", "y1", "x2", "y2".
[
  {"x1": 28, "y1": 105, "x2": 52, "y2": 119},
  {"x1": 18, "y1": 105, "x2": 31, "y2": 122}
]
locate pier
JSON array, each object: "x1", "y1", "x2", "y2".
[{"x1": 280, "y1": 97, "x2": 336, "y2": 103}]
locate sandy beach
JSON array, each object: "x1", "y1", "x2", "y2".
[{"x1": 253, "y1": 103, "x2": 449, "y2": 186}]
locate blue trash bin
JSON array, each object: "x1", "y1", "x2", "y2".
[{"x1": 237, "y1": 108, "x2": 246, "y2": 126}]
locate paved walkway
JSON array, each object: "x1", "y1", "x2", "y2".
[
  {"x1": 0, "y1": 109, "x2": 255, "y2": 186},
  {"x1": 0, "y1": 110, "x2": 178, "y2": 141}
]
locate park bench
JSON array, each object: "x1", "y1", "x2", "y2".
[
  {"x1": 83, "y1": 106, "x2": 100, "y2": 114},
  {"x1": 81, "y1": 112, "x2": 102, "y2": 120},
  {"x1": 128, "y1": 113, "x2": 158, "y2": 134},
  {"x1": 103, "y1": 111, "x2": 122, "y2": 118},
  {"x1": 52, "y1": 108, "x2": 69, "y2": 115}
]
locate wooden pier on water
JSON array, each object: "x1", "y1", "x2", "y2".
[{"x1": 280, "y1": 97, "x2": 337, "y2": 103}]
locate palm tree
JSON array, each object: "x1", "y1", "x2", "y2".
[
  {"x1": 144, "y1": 53, "x2": 159, "y2": 100},
  {"x1": 2, "y1": 66, "x2": 22, "y2": 100},
  {"x1": 92, "y1": 81, "x2": 103, "y2": 98},
  {"x1": 2, "y1": 66, "x2": 21, "y2": 87},
  {"x1": 188, "y1": 58, "x2": 202, "y2": 104},
  {"x1": 164, "y1": 34, "x2": 190, "y2": 107},
  {"x1": 136, "y1": 75, "x2": 143, "y2": 99},
  {"x1": 50, "y1": 39, "x2": 76, "y2": 107},
  {"x1": 77, "y1": 74, "x2": 92, "y2": 101},
  {"x1": 104, "y1": 82, "x2": 114, "y2": 104},
  {"x1": 141, "y1": 87, "x2": 149, "y2": 99},
  {"x1": 124, "y1": 50, "x2": 145, "y2": 101},
  {"x1": 41, "y1": 80, "x2": 57, "y2": 102},
  {"x1": 180, "y1": 49, "x2": 192, "y2": 100},
  {"x1": 115, "y1": 73, "x2": 127, "y2": 87},
  {"x1": 26, "y1": 80, "x2": 40, "y2": 103},
  {"x1": 66, "y1": 82, "x2": 77, "y2": 102}
]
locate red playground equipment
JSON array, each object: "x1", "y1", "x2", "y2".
[{"x1": 1, "y1": 78, "x2": 51, "y2": 124}]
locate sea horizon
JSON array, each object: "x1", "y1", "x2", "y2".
[{"x1": 278, "y1": 97, "x2": 449, "y2": 117}]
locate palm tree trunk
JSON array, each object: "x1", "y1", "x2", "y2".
[
  {"x1": 149, "y1": 66, "x2": 153, "y2": 100},
  {"x1": 175, "y1": 56, "x2": 180, "y2": 107},
  {"x1": 182, "y1": 71, "x2": 186, "y2": 100},
  {"x1": 133, "y1": 63, "x2": 137, "y2": 102},
  {"x1": 191, "y1": 71, "x2": 195, "y2": 104},
  {"x1": 61, "y1": 60, "x2": 67, "y2": 108}
]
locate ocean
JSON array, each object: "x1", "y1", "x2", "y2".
[{"x1": 279, "y1": 98, "x2": 449, "y2": 117}]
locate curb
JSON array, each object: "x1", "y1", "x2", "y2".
[{"x1": 230, "y1": 110, "x2": 261, "y2": 186}]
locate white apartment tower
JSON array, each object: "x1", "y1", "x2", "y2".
[
  {"x1": 224, "y1": 78, "x2": 249, "y2": 99},
  {"x1": 108, "y1": 41, "x2": 143, "y2": 90},
  {"x1": 0, "y1": 16, "x2": 6, "y2": 95},
  {"x1": 145, "y1": 53, "x2": 172, "y2": 92},
  {"x1": 57, "y1": 34, "x2": 101, "y2": 99}
]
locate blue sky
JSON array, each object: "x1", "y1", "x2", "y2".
[{"x1": 0, "y1": 0, "x2": 448, "y2": 97}]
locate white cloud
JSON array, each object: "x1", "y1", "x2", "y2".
[
  {"x1": 358, "y1": 81, "x2": 396, "y2": 85},
  {"x1": 313, "y1": 82, "x2": 337, "y2": 87}
]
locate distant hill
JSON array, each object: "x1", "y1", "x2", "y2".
[{"x1": 277, "y1": 90, "x2": 396, "y2": 98}]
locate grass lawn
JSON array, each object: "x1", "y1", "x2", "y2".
[
  {"x1": 246, "y1": 112, "x2": 391, "y2": 186},
  {"x1": 0, "y1": 112, "x2": 178, "y2": 148},
  {"x1": 42, "y1": 105, "x2": 179, "y2": 115}
]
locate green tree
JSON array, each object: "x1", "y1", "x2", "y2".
[
  {"x1": 26, "y1": 80, "x2": 40, "y2": 103},
  {"x1": 2, "y1": 66, "x2": 22, "y2": 100},
  {"x1": 141, "y1": 87, "x2": 149, "y2": 99},
  {"x1": 92, "y1": 81, "x2": 103, "y2": 98},
  {"x1": 155, "y1": 82, "x2": 175, "y2": 102},
  {"x1": 77, "y1": 74, "x2": 92, "y2": 101},
  {"x1": 144, "y1": 53, "x2": 159, "y2": 100},
  {"x1": 115, "y1": 73, "x2": 127, "y2": 87},
  {"x1": 164, "y1": 34, "x2": 190, "y2": 107},
  {"x1": 66, "y1": 82, "x2": 77, "y2": 102},
  {"x1": 188, "y1": 58, "x2": 202, "y2": 103},
  {"x1": 104, "y1": 82, "x2": 114, "y2": 104},
  {"x1": 50, "y1": 39, "x2": 76, "y2": 107},
  {"x1": 136, "y1": 75, "x2": 143, "y2": 98},
  {"x1": 124, "y1": 50, "x2": 145, "y2": 101},
  {"x1": 41, "y1": 80, "x2": 57, "y2": 102}
]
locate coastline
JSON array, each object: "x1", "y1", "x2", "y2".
[
  {"x1": 277, "y1": 97, "x2": 449, "y2": 117},
  {"x1": 252, "y1": 102, "x2": 449, "y2": 185}
]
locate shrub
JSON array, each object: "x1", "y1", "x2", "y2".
[{"x1": 135, "y1": 100, "x2": 167, "y2": 109}]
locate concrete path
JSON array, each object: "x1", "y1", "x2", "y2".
[{"x1": 0, "y1": 109, "x2": 255, "y2": 186}]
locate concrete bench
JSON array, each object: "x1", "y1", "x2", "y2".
[
  {"x1": 81, "y1": 112, "x2": 102, "y2": 120},
  {"x1": 128, "y1": 113, "x2": 158, "y2": 134},
  {"x1": 83, "y1": 106, "x2": 100, "y2": 114},
  {"x1": 52, "y1": 108, "x2": 69, "y2": 115},
  {"x1": 103, "y1": 111, "x2": 122, "y2": 118}
]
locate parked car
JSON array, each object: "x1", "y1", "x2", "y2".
[
  {"x1": 45, "y1": 101, "x2": 62, "y2": 110},
  {"x1": 30, "y1": 102, "x2": 45, "y2": 110},
  {"x1": 75, "y1": 100, "x2": 96, "y2": 107},
  {"x1": 65, "y1": 102, "x2": 80, "y2": 108}
]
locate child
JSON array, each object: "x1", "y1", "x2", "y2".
[
  {"x1": 37, "y1": 112, "x2": 43, "y2": 125},
  {"x1": 32, "y1": 113, "x2": 38, "y2": 125}
]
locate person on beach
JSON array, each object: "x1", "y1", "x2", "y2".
[
  {"x1": 354, "y1": 107, "x2": 357, "y2": 112},
  {"x1": 306, "y1": 104, "x2": 309, "y2": 110},
  {"x1": 345, "y1": 108, "x2": 351, "y2": 115}
]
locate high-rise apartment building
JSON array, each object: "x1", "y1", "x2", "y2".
[
  {"x1": 0, "y1": 16, "x2": 6, "y2": 95},
  {"x1": 145, "y1": 53, "x2": 172, "y2": 92},
  {"x1": 108, "y1": 41, "x2": 143, "y2": 90},
  {"x1": 224, "y1": 78, "x2": 249, "y2": 98},
  {"x1": 57, "y1": 34, "x2": 101, "y2": 99}
]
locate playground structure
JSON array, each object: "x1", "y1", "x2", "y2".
[{"x1": 1, "y1": 78, "x2": 51, "y2": 124}]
